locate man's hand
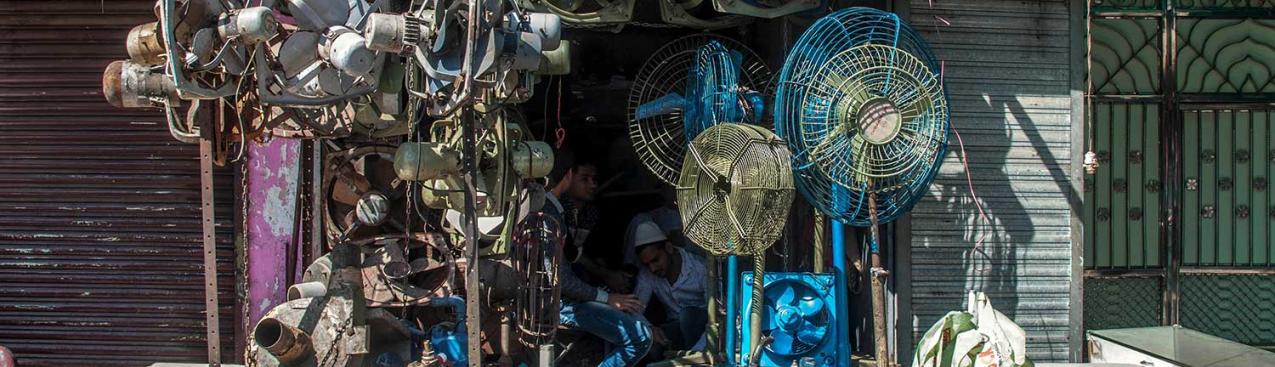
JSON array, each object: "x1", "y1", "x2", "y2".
[{"x1": 607, "y1": 293, "x2": 641, "y2": 313}]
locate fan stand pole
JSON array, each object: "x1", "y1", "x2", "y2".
[
  {"x1": 868, "y1": 193, "x2": 890, "y2": 367},
  {"x1": 831, "y1": 219, "x2": 852, "y2": 367},
  {"x1": 460, "y1": 107, "x2": 483, "y2": 367},
  {"x1": 747, "y1": 254, "x2": 765, "y2": 367},
  {"x1": 705, "y1": 255, "x2": 723, "y2": 365},
  {"x1": 725, "y1": 255, "x2": 739, "y2": 365}
]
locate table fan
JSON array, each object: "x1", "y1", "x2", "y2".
[
  {"x1": 629, "y1": 34, "x2": 773, "y2": 185},
  {"x1": 773, "y1": 7, "x2": 950, "y2": 366}
]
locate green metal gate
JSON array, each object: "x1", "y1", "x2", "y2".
[{"x1": 1084, "y1": 0, "x2": 1275, "y2": 349}]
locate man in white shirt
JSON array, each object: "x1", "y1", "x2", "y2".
[{"x1": 630, "y1": 219, "x2": 709, "y2": 352}]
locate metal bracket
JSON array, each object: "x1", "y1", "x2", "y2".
[{"x1": 200, "y1": 138, "x2": 222, "y2": 366}]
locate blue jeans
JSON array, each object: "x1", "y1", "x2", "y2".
[{"x1": 560, "y1": 300, "x2": 653, "y2": 367}]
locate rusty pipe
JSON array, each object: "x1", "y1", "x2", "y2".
[{"x1": 254, "y1": 317, "x2": 314, "y2": 365}]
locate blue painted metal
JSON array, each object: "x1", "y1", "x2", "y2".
[
  {"x1": 726, "y1": 255, "x2": 740, "y2": 365},
  {"x1": 739, "y1": 272, "x2": 838, "y2": 366},
  {"x1": 831, "y1": 221, "x2": 851, "y2": 364}
]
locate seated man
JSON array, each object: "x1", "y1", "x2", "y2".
[
  {"x1": 631, "y1": 219, "x2": 709, "y2": 352},
  {"x1": 545, "y1": 148, "x2": 651, "y2": 367}
]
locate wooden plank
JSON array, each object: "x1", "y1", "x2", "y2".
[{"x1": 1253, "y1": 110, "x2": 1269, "y2": 266}]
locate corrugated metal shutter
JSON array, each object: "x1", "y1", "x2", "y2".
[
  {"x1": 0, "y1": 1, "x2": 237, "y2": 366},
  {"x1": 905, "y1": 0, "x2": 1074, "y2": 362}
]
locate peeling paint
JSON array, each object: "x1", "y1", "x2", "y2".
[{"x1": 245, "y1": 138, "x2": 301, "y2": 329}]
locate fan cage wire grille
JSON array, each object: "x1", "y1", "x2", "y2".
[
  {"x1": 629, "y1": 34, "x2": 774, "y2": 185},
  {"x1": 511, "y1": 212, "x2": 564, "y2": 347},
  {"x1": 677, "y1": 124, "x2": 794, "y2": 256},
  {"x1": 774, "y1": 7, "x2": 950, "y2": 226}
]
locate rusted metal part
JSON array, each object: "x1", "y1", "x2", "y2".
[
  {"x1": 254, "y1": 318, "x2": 314, "y2": 364},
  {"x1": 302, "y1": 234, "x2": 455, "y2": 308},
  {"x1": 201, "y1": 133, "x2": 223, "y2": 366},
  {"x1": 126, "y1": 22, "x2": 166, "y2": 66}
]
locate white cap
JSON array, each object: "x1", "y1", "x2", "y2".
[{"x1": 632, "y1": 219, "x2": 668, "y2": 248}]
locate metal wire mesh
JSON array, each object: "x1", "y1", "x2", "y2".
[
  {"x1": 677, "y1": 123, "x2": 795, "y2": 256},
  {"x1": 511, "y1": 212, "x2": 564, "y2": 347},
  {"x1": 774, "y1": 7, "x2": 949, "y2": 226},
  {"x1": 629, "y1": 35, "x2": 773, "y2": 185}
]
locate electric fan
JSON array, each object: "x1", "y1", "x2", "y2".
[
  {"x1": 511, "y1": 212, "x2": 564, "y2": 362},
  {"x1": 517, "y1": 0, "x2": 637, "y2": 25},
  {"x1": 740, "y1": 273, "x2": 837, "y2": 366},
  {"x1": 774, "y1": 7, "x2": 948, "y2": 226},
  {"x1": 773, "y1": 7, "x2": 949, "y2": 367},
  {"x1": 324, "y1": 144, "x2": 415, "y2": 243},
  {"x1": 677, "y1": 123, "x2": 793, "y2": 257},
  {"x1": 658, "y1": 0, "x2": 753, "y2": 29},
  {"x1": 677, "y1": 123, "x2": 795, "y2": 364},
  {"x1": 711, "y1": 0, "x2": 822, "y2": 19},
  {"x1": 629, "y1": 35, "x2": 773, "y2": 185}
]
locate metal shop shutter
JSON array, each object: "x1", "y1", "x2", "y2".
[{"x1": 0, "y1": 1, "x2": 236, "y2": 366}]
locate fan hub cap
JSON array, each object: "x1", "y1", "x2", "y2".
[
  {"x1": 775, "y1": 305, "x2": 802, "y2": 330},
  {"x1": 855, "y1": 98, "x2": 902, "y2": 145},
  {"x1": 356, "y1": 192, "x2": 390, "y2": 226}
]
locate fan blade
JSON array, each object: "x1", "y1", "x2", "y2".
[
  {"x1": 331, "y1": 182, "x2": 362, "y2": 207},
  {"x1": 364, "y1": 155, "x2": 400, "y2": 194},
  {"x1": 635, "y1": 93, "x2": 687, "y2": 120},
  {"x1": 796, "y1": 322, "x2": 827, "y2": 346},
  {"x1": 336, "y1": 163, "x2": 373, "y2": 195},
  {"x1": 769, "y1": 329, "x2": 796, "y2": 355},
  {"x1": 764, "y1": 304, "x2": 778, "y2": 331},
  {"x1": 776, "y1": 283, "x2": 796, "y2": 306},
  {"x1": 797, "y1": 296, "x2": 824, "y2": 318}
]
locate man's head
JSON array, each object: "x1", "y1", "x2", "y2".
[
  {"x1": 633, "y1": 220, "x2": 673, "y2": 277},
  {"x1": 550, "y1": 146, "x2": 598, "y2": 202}
]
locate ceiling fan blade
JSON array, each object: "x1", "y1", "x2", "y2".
[
  {"x1": 796, "y1": 322, "x2": 827, "y2": 346},
  {"x1": 768, "y1": 329, "x2": 795, "y2": 356},
  {"x1": 797, "y1": 296, "x2": 824, "y2": 318}
]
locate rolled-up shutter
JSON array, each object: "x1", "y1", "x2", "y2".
[{"x1": 0, "y1": 1, "x2": 236, "y2": 365}]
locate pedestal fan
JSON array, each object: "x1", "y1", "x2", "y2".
[
  {"x1": 677, "y1": 123, "x2": 795, "y2": 365},
  {"x1": 773, "y1": 7, "x2": 949, "y2": 366}
]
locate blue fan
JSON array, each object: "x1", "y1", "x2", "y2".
[
  {"x1": 740, "y1": 273, "x2": 837, "y2": 366},
  {"x1": 768, "y1": 7, "x2": 949, "y2": 366},
  {"x1": 774, "y1": 7, "x2": 949, "y2": 226},
  {"x1": 629, "y1": 35, "x2": 772, "y2": 185}
]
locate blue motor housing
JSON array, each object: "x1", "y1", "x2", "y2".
[{"x1": 739, "y1": 272, "x2": 841, "y2": 367}]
